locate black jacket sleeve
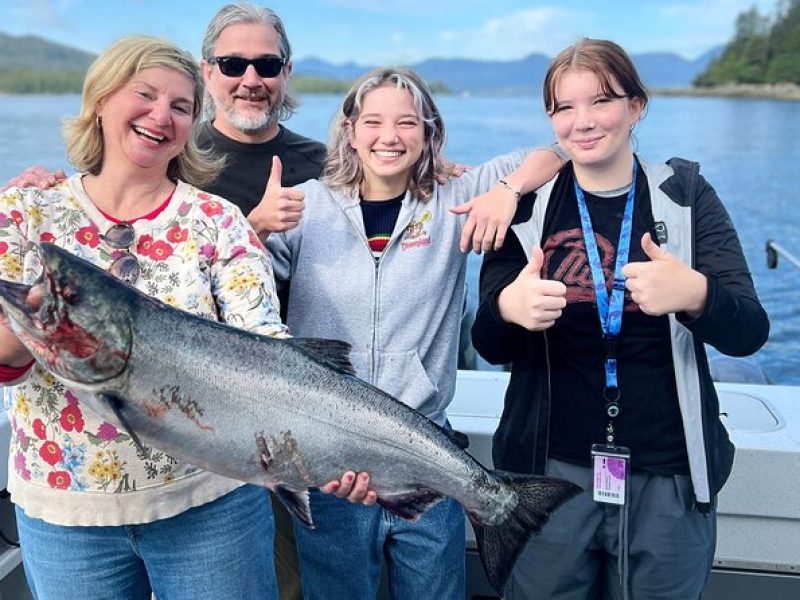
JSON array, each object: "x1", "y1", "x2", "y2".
[
  {"x1": 471, "y1": 229, "x2": 535, "y2": 365},
  {"x1": 673, "y1": 167, "x2": 769, "y2": 356}
]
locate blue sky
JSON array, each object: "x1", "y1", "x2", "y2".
[{"x1": 3, "y1": 0, "x2": 780, "y2": 63}]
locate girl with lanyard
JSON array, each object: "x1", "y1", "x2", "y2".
[{"x1": 472, "y1": 38, "x2": 769, "y2": 599}]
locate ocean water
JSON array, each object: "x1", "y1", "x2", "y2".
[{"x1": 1, "y1": 93, "x2": 798, "y2": 384}]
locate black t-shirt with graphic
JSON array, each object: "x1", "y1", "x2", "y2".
[{"x1": 543, "y1": 166, "x2": 689, "y2": 475}]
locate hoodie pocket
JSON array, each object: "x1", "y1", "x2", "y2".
[{"x1": 375, "y1": 350, "x2": 438, "y2": 412}]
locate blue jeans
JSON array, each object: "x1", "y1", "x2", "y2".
[
  {"x1": 16, "y1": 484, "x2": 278, "y2": 600},
  {"x1": 294, "y1": 489, "x2": 465, "y2": 600}
]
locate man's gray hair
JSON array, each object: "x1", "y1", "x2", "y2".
[{"x1": 201, "y1": 3, "x2": 298, "y2": 121}]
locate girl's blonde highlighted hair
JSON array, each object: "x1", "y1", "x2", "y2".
[{"x1": 323, "y1": 67, "x2": 445, "y2": 200}]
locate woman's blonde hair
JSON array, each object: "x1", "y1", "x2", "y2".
[
  {"x1": 543, "y1": 38, "x2": 649, "y2": 116},
  {"x1": 323, "y1": 67, "x2": 445, "y2": 200},
  {"x1": 63, "y1": 35, "x2": 223, "y2": 188}
]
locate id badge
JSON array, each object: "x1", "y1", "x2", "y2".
[{"x1": 591, "y1": 445, "x2": 630, "y2": 506}]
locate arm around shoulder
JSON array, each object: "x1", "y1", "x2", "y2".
[{"x1": 455, "y1": 145, "x2": 564, "y2": 253}]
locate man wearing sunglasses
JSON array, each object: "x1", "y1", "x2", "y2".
[
  {"x1": 198, "y1": 5, "x2": 326, "y2": 600},
  {"x1": 199, "y1": 3, "x2": 326, "y2": 238}
]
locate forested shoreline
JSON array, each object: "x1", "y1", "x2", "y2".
[{"x1": 695, "y1": 0, "x2": 800, "y2": 86}]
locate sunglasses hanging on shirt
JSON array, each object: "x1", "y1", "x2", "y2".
[{"x1": 101, "y1": 222, "x2": 140, "y2": 285}]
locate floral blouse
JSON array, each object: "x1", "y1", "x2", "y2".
[{"x1": 0, "y1": 174, "x2": 287, "y2": 526}]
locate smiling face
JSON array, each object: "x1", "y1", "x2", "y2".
[
  {"x1": 202, "y1": 22, "x2": 290, "y2": 143},
  {"x1": 549, "y1": 67, "x2": 644, "y2": 187},
  {"x1": 96, "y1": 66, "x2": 194, "y2": 174},
  {"x1": 348, "y1": 85, "x2": 425, "y2": 200}
]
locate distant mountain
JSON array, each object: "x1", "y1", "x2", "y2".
[
  {"x1": 634, "y1": 49, "x2": 725, "y2": 88},
  {"x1": 0, "y1": 33, "x2": 95, "y2": 93},
  {"x1": 0, "y1": 32, "x2": 95, "y2": 71},
  {"x1": 0, "y1": 29, "x2": 722, "y2": 95},
  {"x1": 294, "y1": 48, "x2": 724, "y2": 95}
]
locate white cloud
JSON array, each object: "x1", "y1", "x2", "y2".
[
  {"x1": 640, "y1": 0, "x2": 777, "y2": 58},
  {"x1": 659, "y1": 0, "x2": 776, "y2": 23},
  {"x1": 8, "y1": 0, "x2": 78, "y2": 27},
  {"x1": 321, "y1": 0, "x2": 464, "y2": 16},
  {"x1": 434, "y1": 7, "x2": 587, "y2": 60}
]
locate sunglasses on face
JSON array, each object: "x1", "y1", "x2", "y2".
[
  {"x1": 101, "y1": 222, "x2": 140, "y2": 285},
  {"x1": 209, "y1": 55, "x2": 287, "y2": 78}
]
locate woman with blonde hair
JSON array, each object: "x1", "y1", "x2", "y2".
[
  {"x1": 0, "y1": 36, "x2": 286, "y2": 599},
  {"x1": 266, "y1": 66, "x2": 565, "y2": 600},
  {"x1": 472, "y1": 38, "x2": 769, "y2": 598}
]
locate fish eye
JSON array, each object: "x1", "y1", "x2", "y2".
[{"x1": 62, "y1": 287, "x2": 79, "y2": 305}]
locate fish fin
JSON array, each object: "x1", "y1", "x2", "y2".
[
  {"x1": 434, "y1": 423, "x2": 469, "y2": 449},
  {"x1": 287, "y1": 338, "x2": 355, "y2": 375},
  {"x1": 101, "y1": 393, "x2": 146, "y2": 454},
  {"x1": 469, "y1": 473, "x2": 582, "y2": 596},
  {"x1": 376, "y1": 488, "x2": 445, "y2": 521},
  {"x1": 275, "y1": 486, "x2": 315, "y2": 529}
]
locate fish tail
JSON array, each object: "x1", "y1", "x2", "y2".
[{"x1": 469, "y1": 473, "x2": 581, "y2": 596}]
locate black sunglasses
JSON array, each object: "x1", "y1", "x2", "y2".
[
  {"x1": 209, "y1": 55, "x2": 287, "y2": 78},
  {"x1": 101, "y1": 222, "x2": 140, "y2": 285}
]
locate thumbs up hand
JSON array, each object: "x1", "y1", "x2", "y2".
[
  {"x1": 247, "y1": 156, "x2": 306, "y2": 238},
  {"x1": 622, "y1": 232, "x2": 707, "y2": 317},
  {"x1": 498, "y1": 246, "x2": 567, "y2": 330}
]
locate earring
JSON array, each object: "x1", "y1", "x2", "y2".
[{"x1": 96, "y1": 115, "x2": 103, "y2": 130}]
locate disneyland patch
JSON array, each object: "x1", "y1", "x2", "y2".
[{"x1": 401, "y1": 210, "x2": 432, "y2": 251}]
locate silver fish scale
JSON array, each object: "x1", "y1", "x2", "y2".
[{"x1": 92, "y1": 306, "x2": 499, "y2": 515}]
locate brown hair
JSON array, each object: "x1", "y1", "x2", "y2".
[{"x1": 543, "y1": 38, "x2": 648, "y2": 116}]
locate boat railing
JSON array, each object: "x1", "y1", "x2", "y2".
[{"x1": 766, "y1": 240, "x2": 800, "y2": 271}]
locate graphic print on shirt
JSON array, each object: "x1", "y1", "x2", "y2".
[
  {"x1": 400, "y1": 210, "x2": 432, "y2": 251},
  {"x1": 543, "y1": 228, "x2": 640, "y2": 313}
]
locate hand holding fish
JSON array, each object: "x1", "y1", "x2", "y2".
[
  {"x1": 321, "y1": 471, "x2": 378, "y2": 506},
  {"x1": 498, "y1": 245, "x2": 567, "y2": 330},
  {"x1": 247, "y1": 156, "x2": 306, "y2": 238},
  {"x1": 622, "y1": 233, "x2": 707, "y2": 318}
]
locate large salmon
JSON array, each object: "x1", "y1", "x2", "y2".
[{"x1": 0, "y1": 242, "x2": 580, "y2": 594}]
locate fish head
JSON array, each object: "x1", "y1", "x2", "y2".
[{"x1": 0, "y1": 242, "x2": 132, "y2": 386}]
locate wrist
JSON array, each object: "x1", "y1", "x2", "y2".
[
  {"x1": 497, "y1": 179, "x2": 522, "y2": 201},
  {"x1": 685, "y1": 271, "x2": 708, "y2": 318},
  {"x1": 496, "y1": 286, "x2": 518, "y2": 324}
]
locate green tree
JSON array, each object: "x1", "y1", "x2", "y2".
[
  {"x1": 695, "y1": 0, "x2": 800, "y2": 86},
  {"x1": 695, "y1": 7, "x2": 771, "y2": 85},
  {"x1": 765, "y1": 0, "x2": 800, "y2": 82}
]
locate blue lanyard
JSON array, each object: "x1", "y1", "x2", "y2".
[{"x1": 573, "y1": 161, "x2": 638, "y2": 439}]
